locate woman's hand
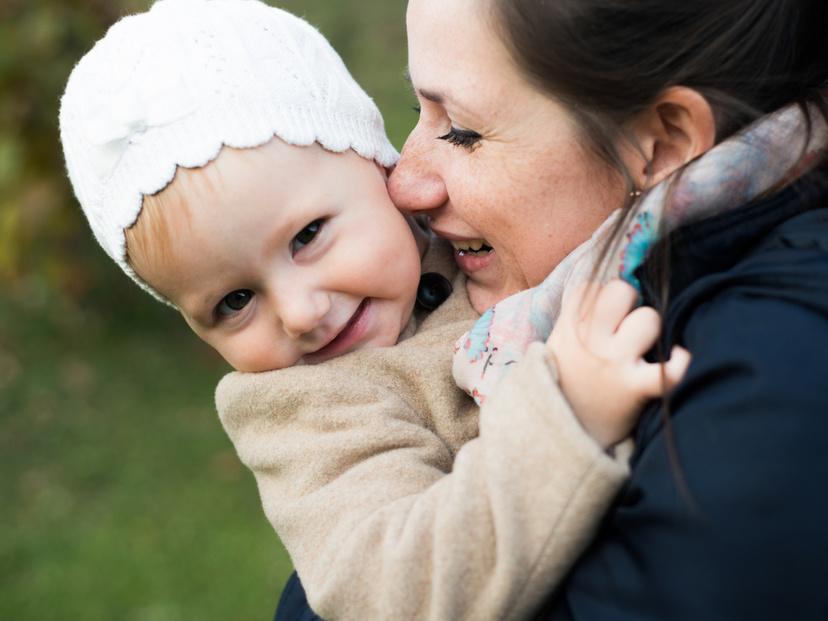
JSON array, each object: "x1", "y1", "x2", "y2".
[{"x1": 547, "y1": 280, "x2": 691, "y2": 450}]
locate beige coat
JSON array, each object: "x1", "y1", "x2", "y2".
[{"x1": 215, "y1": 241, "x2": 631, "y2": 621}]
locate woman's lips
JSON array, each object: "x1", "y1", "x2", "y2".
[
  {"x1": 307, "y1": 298, "x2": 371, "y2": 362},
  {"x1": 428, "y1": 226, "x2": 497, "y2": 278},
  {"x1": 446, "y1": 239, "x2": 495, "y2": 276},
  {"x1": 453, "y1": 248, "x2": 496, "y2": 278}
]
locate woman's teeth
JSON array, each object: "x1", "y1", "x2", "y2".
[{"x1": 451, "y1": 239, "x2": 493, "y2": 256}]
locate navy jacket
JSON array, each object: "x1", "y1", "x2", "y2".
[{"x1": 543, "y1": 175, "x2": 828, "y2": 620}]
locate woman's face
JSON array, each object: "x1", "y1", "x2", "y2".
[{"x1": 389, "y1": 0, "x2": 625, "y2": 312}]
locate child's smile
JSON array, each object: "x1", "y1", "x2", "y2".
[{"x1": 304, "y1": 298, "x2": 373, "y2": 364}]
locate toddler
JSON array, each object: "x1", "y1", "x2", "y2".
[{"x1": 60, "y1": 1, "x2": 683, "y2": 619}]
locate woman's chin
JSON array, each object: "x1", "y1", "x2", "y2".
[{"x1": 466, "y1": 279, "x2": 520, "y2": 314}]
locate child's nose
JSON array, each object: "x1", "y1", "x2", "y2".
[{"x1": 275, "y1": 287, "x2": 331, "y2": 340}]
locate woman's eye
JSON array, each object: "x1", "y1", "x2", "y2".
[
  {"x1": 438, "y1": 127, "x2": 482, "y2": 149},
  {"x1": 217, "y1": 289, "x2": 253, "y2": 316},
  {"x1": 292, "y1": 219, "x2": 323, "y2": 253}
]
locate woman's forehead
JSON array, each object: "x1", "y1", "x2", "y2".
[
  {"x1": 406, "y1": 0, "x2": 522, "y2": 104},
  {"x1": 407, "y1": 0, "x2": 491, "y2": 71}
]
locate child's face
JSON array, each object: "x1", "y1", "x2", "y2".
[{"x1": 131, "y1": 139, "x2": 422, "y2": 372}]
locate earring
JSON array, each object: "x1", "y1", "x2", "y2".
[{"x1": 630, "y1": 189, "x2": 642, "y2": 198}]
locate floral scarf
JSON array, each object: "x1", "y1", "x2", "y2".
[{"x1": 453, "y1": 99, "x2": 827, "y2": 405}]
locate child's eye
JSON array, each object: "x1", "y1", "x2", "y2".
[
  {"x1": 292, "y1": 219, "x2": 323, "y2": 254},
  {"x1": 217, "y1": 289, "x2": 254, "y2": 316},
  {"x1": 438, "y1": 127, "x2": 482, "y2": 149}
]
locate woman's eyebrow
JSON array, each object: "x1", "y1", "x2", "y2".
[
  {"x1": 403, "y1": 68, "x2": 444, "y2": 104},
  {"x1": 418, "y1": 88, "x2": 443, "y2": 104}
]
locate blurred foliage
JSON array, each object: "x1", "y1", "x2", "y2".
[
  {"x1": 1, "y1": 0, "x2": 412, "y2": 618},
  {"x1": 1, "y1": 0, "x2": 147, "y2": 302}
]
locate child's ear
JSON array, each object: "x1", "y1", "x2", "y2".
[{"x1": 624, "y1": 86, "x2": 716, "y2": 189}]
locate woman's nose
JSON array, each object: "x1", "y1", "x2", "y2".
[
  {"x1": 388, "y1": 129, "x2": 449, "y2": 215},
  {"x1": 274, "y1": 287, "x2": 331, "y2": 340}
]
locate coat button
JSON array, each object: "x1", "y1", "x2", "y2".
[{"x1": 416, "y1": 273, "x2": 452, "y2": 310}]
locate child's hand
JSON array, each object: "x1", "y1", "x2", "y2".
[{"x1": 547, "y1": 280, "x2": 691, "y2": 450}]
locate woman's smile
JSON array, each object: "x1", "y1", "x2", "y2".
[
  {"x1": 450, "y1": 239, "x2": 493, "y2": 255},
  {"x1": 450, "y1": 241, "x2": 496, "y2": 278}
]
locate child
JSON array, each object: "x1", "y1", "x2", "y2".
[{"x1": 60, "y1": 1, "x2": 684, "y2": 619}]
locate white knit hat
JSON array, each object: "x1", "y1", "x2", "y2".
[{"x1": 60, "y1": 0, "x2": 399, "y2": 303}]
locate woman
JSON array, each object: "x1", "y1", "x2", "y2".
[
  {"x1": 275, "y1": 0, "x2": 828, "y2": 618},
  {"x1": 390, "y1": 0, "x2": 828, "y2": 619},
  {"x1": 279, "y1": 0, "x2": 828, "y2": 618}
]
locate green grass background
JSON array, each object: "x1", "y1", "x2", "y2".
[{"x1": 0, "y1": 1, "x2": 413, "y2": 618}]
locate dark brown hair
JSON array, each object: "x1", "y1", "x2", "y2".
[{"x1": 490, "y1": 0, "x2": 828, "y2": 162}]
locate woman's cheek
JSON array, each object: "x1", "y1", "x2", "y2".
[{"x1": 460, "y1": 155, "x2": 517, "y2": 228}]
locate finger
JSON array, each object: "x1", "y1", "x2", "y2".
[
  {"x1": 613, "y1": 305, "x2": 661, "y2": 357},
  {"x1": 587, "y1": 279, "x2": 641, "y2": 338},
  {"x1": 548, "y1": 282, "x2": 590, "y2": 350},
  {"x1": 558, "y1": 281, "x2": 595, "y2": 325},
  {"x1": 555, "y1": 282, "x2": 600, "y2": 347},
  {"x1": 628, "y1": 361, "x2": 668, "y2": 400},
  {"x1": 662, "y1": 346, "x2": 692, "y2": 391},
  {"x1": 629, "y1": 346, "x2": 692, "y2": 399}
]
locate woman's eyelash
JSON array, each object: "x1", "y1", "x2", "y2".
[{"x1": 438, "y1": 127, "x2": 482, "y2": 149}]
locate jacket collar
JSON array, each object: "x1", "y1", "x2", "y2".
[{"x1": 636, "y1": 171, "x2": 828, "y2": 316}]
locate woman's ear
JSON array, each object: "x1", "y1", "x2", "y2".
[{"x1": 627, "y1": 86, "x2": 716, "y2": 188}]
